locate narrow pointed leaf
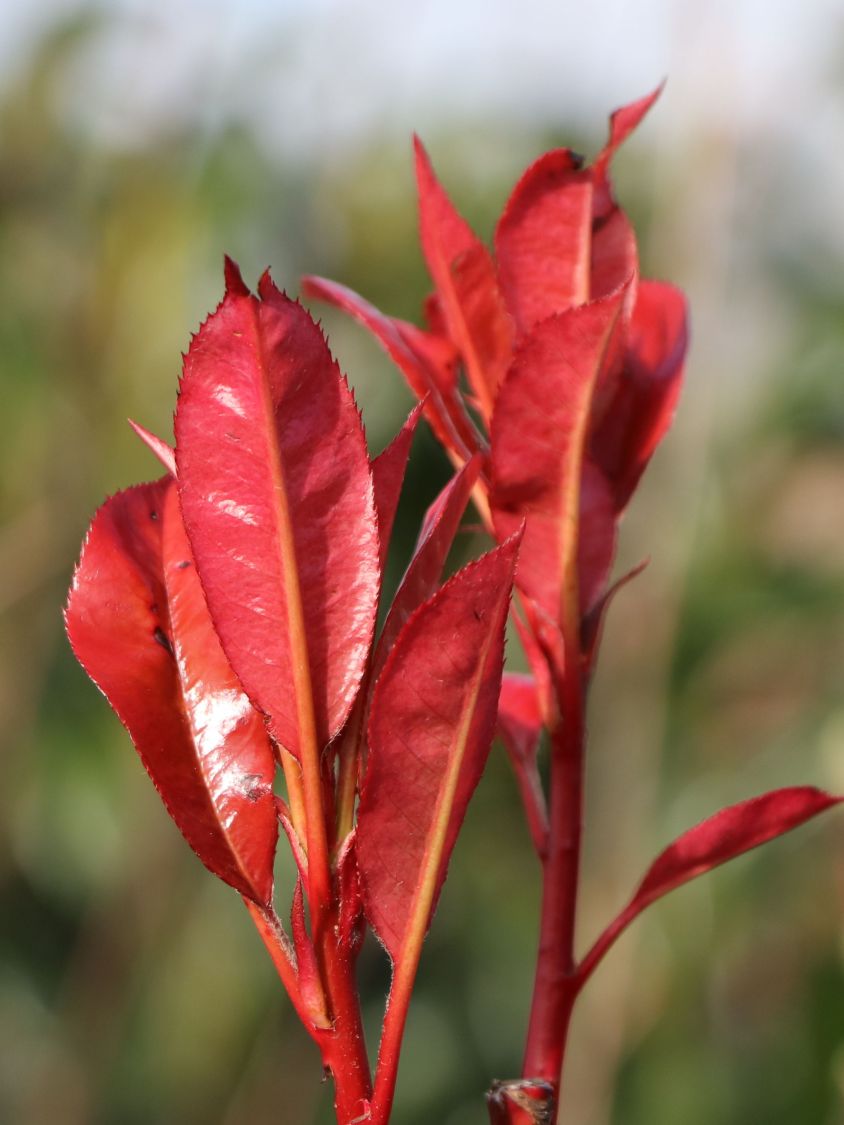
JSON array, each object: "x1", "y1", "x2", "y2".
[
  {"x1": 592, "y1": 280, "x2": 688, "y2": 509},
  {"x1": 129, "y1": 419, "x2": 177, "y2": 476},
  {"x1": 497, "y1": 673, "x2": 548, "y2": 856},
  {"x1": 589, "y1": 86, "x2": 662, "y2": 309},
  {"x1": 374, "y1": 455, "x2": 482, "y2": 675},
  {"x1": 491, "y1": 294, "x2": 624, "y2": 624},
  {"x1": 581, "y1": 559, "x2": 649, "y2": 670},
  {"x1": 175, "y1": 266, "x2": 379, "y2": 757},
  {"x1": 593, "y1": 84, "x2": 664, "y2": 209},
  {"x1": 357, "y1": 537, "x2": 518, "y2": 959},
  {"x1": 581, "y1": 786, "x2": 841, "y2": 984},
  {"x1": 65, "y1": 479, "x2": 277, "y2": 904},
  {"x1": 498, "y1": 673, "x2": 542, "y2": 768},
  {"x1": 414, "y1": 137, "x2": 513, "y2": 417},
  {"x1": 302, "y1": 274, "x2": 478, "y2": 460},
  {"x1": 291, "y1": 880, "x2": 332, "y2": 1029},
  {"x1": 495, "y1": 149, "x2": 594, "y2": 330},
  {"x1": 371, "y1": 404, "x2": 423, "y2": 571}
]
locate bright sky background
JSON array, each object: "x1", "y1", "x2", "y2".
[{"x1": 3, "y1": 0, "x2": 843, "y2": 162}]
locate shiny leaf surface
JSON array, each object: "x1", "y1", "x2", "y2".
[
  {"x1": 65, "y1": 479, "x2": 277, "y2": 904},
  {"x1": 175, "y1": 262, "x2": 379, "y2": 757}
]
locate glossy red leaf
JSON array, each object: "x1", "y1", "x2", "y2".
[
  {"x1": 592, "y1": 280, "x2": 688, "y2": 510},
  {"x1": 357, "y1": 537, "x2": 519, "y2": 960},
  {"x1": 495, "y1": 149, "x2": 594, "y2": 331},
  {"x1": 175, "y1": 263, "x2": 379, "y2": 758},
  {"x1": 414, "y1": 137, "x2": 513, "y2": 418},
  {"x1": 65, "y1": 479, "x2": 277, "y2": 904},
  {"x1": 375, "y1": 455, "x2": 482, "y2": 674},
  {"x1": 301, "y1": 274, "x2": 478, "y2": 461},
  {"x1": 491, "y1": 294, "x2": 624, "y2": 625},
  {"x1": 580, "y1": 787, "x2": 841, "y2": 985},
  {"x1": 371, "y1": 404, "x2": 423, "y2": 571}
]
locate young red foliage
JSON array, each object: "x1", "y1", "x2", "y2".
[
  {"x1": 373, "y1": 454, "x2": 482, "y2": 675},
  {"x1": 491, "y1": 293, "x2": 625, "y2": 623},
  {"x1": 65, "y1": 479, "x2": 277, "y2": 905},
  {"x1": 495, "y1": 149, "x2": 594, "y2": 330},
  {"x1": 175, "y1": 261, "x2": 379, "y2": 760},
  {"x1": 360, "y1": 536, "x2": 519, "y2": 1123},
  {"x1": 66, "y1": 88, "x2": 843, "y2": 1125},
  {"x1": 579, "y1": 787, "x2": 842, "y2": 987},
  {"x1": 370, "y1": 404, "x2": 423, "y2": 571},
  {"x1": 497, "y1": 673, "x2": 548, "y2": 858},
  {"x1": 358, "y1": 535, "x2": 519, "y2": 960},
  {"x1": 300, "y1": 275, "x2": 480, "y2": 463},
  {"x1": 413, "y1": 136, "x2": 513, "y2": 418},
  {"x1": 591, "y1": 279, "x2": 688, "y2": 509}
]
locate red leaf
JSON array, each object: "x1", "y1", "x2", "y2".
[
  {"x1": 497, "y1": 673, "x2": 548, "y2": 857},
  {"x1": 495, "y1": 149, "x2": 594, "y2": 331},
  {"x1": 65, "y1": 479, "x2": 277, "y2": 904},
  {"x1": 128, "y1": 419, "x2": 176, "y2": 477},
  {"x1": 371, "y1": 404, "x2": 423, "y2": 572},
  {"x1": 414, "y1": 137, "x2": 513, "y2": 419},
  {"x1": 357, "y1": 537, "x2": 519, "y2": 960},
  {"x1": 301, "y1": 274, "x2": 478, "y2": 461},
  {"x1": 590, "y1": 207, "x2": 638, "y2": 306},
  {"x1": 498, "y1": 673, "x2": 542, "y2": 768},
  {"x1": 580, "y1": 558, "x2": 649, "y2": 670},
  {"x1": 592, "y1": 280, "x2": 688, "y2": 510},
  {"x1": 589, "y1": 85, "x2": 662, "y2": 314},
  {"x1": 491, "y1": 294, "x2": 625, "y2": 626},
  {"x1": 374, "y1": 455, "x2": 482, "y2": 675},
  {"x1": 580, "y1": 786, "x2": 841, "y2": 984},
  {"x1": 175, "y1": 265, "x2": 380, "y2": 757},
  {"x1": 291, "y1": 879, "x2": 332, "y2": 1029},
  {"x1": 593, "y1": 84, "x2": 663, "y2": 215}
]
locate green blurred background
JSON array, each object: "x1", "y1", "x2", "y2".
[{"x1": 2, "y1": 3, "x2": 844, "y2": 1123}]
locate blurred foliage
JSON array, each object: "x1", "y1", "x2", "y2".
[{"x1": 1, "y1": 14, "x2": 843, "y2": 1125}]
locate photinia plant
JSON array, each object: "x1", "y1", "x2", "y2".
[{"x1": 66, "y1": 88, "x2": 841, "y2": 1124}]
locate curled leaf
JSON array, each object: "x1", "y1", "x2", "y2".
[{"x1": 65, "y1": 479, "x2": 278, "y2": 904}]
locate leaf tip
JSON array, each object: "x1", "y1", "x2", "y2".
[{"x1": 223, "y1": 255, "x2": 250, "y2": 298}]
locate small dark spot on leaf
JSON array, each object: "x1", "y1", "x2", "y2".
[
  {"x1": 153, "y1": 627, "x2": 173, "y2": 655},
  {"x1": 150, "y1": 509, "x2": 159, "y2": 521},
  {"x1": 177, "y1": 560, "x2": 191, "y2": 569}
]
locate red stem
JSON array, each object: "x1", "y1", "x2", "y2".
[
  {"x1": 317, "y1": 911, "x2": 373, "y2": 1123},
  {"x1": 520, "y1": 651, "x2": 585, "y2": 1105}
]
